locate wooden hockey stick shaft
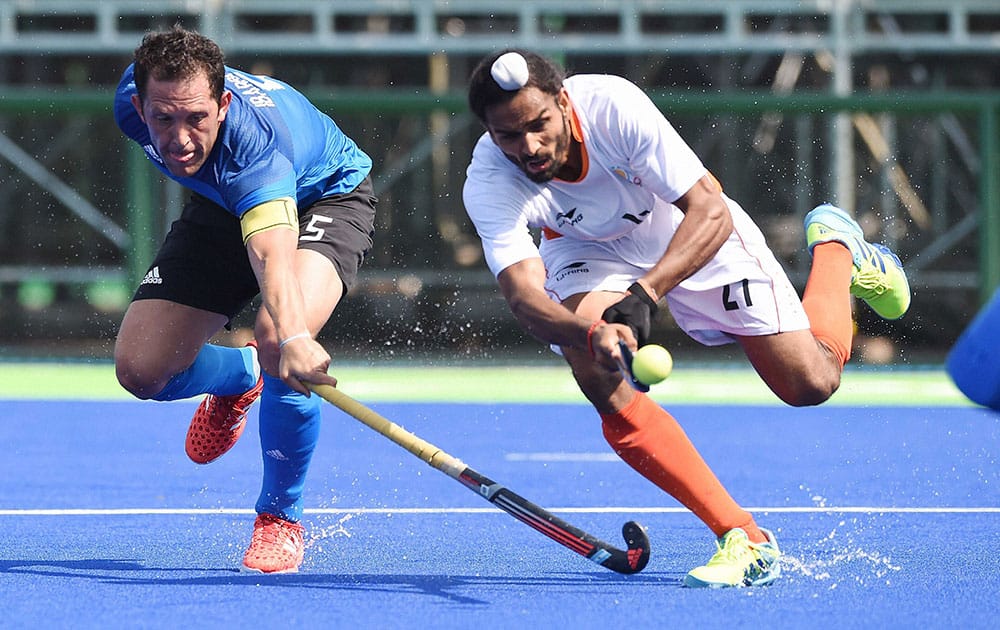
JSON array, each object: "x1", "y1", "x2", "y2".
[{"x1": 309, "y1": 383, "x2": 650, "y2": 574}]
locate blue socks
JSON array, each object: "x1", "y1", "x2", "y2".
[
  {"x1": 152, "y1": 344, "x2": 322, "y2": 522},
  {"x1": 152, "y1": 344, "x2": 259, "y2": 402},
  {"x1": 254, "y1": 374, "x2": 322, "y2": 522}
]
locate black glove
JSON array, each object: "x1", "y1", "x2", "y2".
[{"x1": 601, "y1": 282, "x2": 659, "y2": 346}]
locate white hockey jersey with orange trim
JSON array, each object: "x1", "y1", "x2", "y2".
[{"x1": 463, "y1": 73, "x2": 774, "y2": 294}]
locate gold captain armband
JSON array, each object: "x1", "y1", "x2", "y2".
[{"x1": 240, "y1": 198, "x2": 299, "y2": 244}]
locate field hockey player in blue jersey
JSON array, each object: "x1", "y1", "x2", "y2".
[{"x1": 112, "y1": 26, "x2": 377, "y2": 574}]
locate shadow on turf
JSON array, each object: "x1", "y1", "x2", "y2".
[{"x1": 0, "y1": 558, "x2": 683, "y2": 605}]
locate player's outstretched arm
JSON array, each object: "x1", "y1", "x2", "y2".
[
  {"x1": 243, "y1": 209, "x2": 336, "y2": 395},
  {"x1": 497, "y1": 257, "x2": 633, "y2": 371}
]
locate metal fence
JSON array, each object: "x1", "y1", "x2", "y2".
[
  {"x1": 0, "y1": 88, "x2": 995, "y2": 363},
  {"x1": 0, "y1": 0, "x2": 998, "y2": 362}
]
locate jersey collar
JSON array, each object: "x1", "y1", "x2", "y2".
[{"x1": 555, "y1": 97, "x2": 588, "y2": 183}]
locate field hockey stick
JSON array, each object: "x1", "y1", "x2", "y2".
[
  {"x1": 617, "y1": 341, "x2": 650, "y2": 392},
  {"x1": 309, "y1": 383, "x2": 651, "y2": 574}
]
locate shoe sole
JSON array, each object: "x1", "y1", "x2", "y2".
[
  {"x1": 239, "y1": 563, "x2": 301, "y2": 575},
  {"x1": 185, "y1": 419, "x2": 247, "y2": 465},
  {"x1": 683, "y1": 575, "x2": 732, "y2": 588},
  {"x1": 683, "y1": 570, "x2": 780, "y2": 588},
  {"x1": 185, "y1": 375, "x2": 263, "y2": 464}
]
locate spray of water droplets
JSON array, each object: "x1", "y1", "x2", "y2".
[
  {"x1": 304, "y1": 513, "x2": 355, "y2": 554},
  {"x1": 779, "y1": 518, "x2": 902, "y2": 588}
]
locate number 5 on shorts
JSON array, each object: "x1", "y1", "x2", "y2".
[{"x1": 301, "y1": 214, "x2": 333, "y2": 242}]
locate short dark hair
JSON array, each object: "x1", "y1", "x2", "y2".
[
  {"x1": 467, "y1": 49, "x2": 566, "y2": 122},
  {"x1": 132, "y1": 25, "x2": 226, "y2": 103}
]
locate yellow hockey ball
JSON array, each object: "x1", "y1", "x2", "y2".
[{"x1": 631, "y1": 344, "x2": 673, "y2": 385}]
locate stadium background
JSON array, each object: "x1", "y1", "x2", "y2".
[{"x1": 0, "y1": 0, "x2": 998, "y2": 370}]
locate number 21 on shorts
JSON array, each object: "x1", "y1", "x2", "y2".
[{"x1": 722, "y1": 278, "x2": 752, "y2": 311}]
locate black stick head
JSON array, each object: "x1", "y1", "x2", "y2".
[
  {"x1": 622, "y1": 520, "x2": 651, "y2": 573},
  {"x1": 601, "y1": 520, "x2": 651, "y2": 574}
]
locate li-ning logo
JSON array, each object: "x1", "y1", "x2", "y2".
[
  {"x1": 553, "y1": 261, "x2": 589, "y2": 282},
  {"x1": 140, "y1": 266, "x2": 162, "y2": 285},
  {"x1": 556, "y1": 207, "x2": 583, "y2": 228}
]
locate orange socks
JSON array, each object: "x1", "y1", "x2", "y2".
[
  {"x1": 803, "y1": 242, "x2": 855, "y2": 368},
  {"x1": 601, "y1": 391, "x2": 765, "y2": 543}
]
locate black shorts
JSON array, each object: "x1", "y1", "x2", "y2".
[{"x1": 132, "y1": 177, "x2": 377, "y2": 322}]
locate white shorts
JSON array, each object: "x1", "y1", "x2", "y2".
[{"x1": 540, "y1": 202, "x2": 810, "y2": 346}]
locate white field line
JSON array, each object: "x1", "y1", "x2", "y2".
[{"x1": 1, "y1": 506, "x2": 999, "y2": 516}]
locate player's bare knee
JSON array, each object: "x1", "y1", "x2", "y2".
[
  {"x1": 781, "y1": 372, "x2": 840, "y2": 407},
  {"x1": 114, "y1": 351, "x2": 172, "y2": 400},
  {"x1": 115, "y1": 369, "x2": 167, "y2": 400}
]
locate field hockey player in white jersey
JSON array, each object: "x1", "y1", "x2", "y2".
[{"x1": 462, "y1": 50, "x2": 910, "y2": 588}]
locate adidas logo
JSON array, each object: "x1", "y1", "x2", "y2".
[{"x1": 140, "y1": 266, "x2": 163, "y2": 285}]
